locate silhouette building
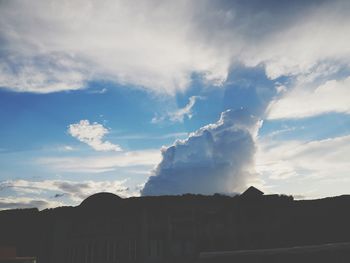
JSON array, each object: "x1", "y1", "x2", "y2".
[
  {"x1": 1, "y1": 187, "x2": 350, "y2": 262},
  {"x1": 240, "y1": 186, "x2": 264, "y2": 199}
]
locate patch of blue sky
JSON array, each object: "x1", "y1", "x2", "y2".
[
  {"x1": 260, "y1": 113, "x2": 350, "y2": 141},
  {"x1": 0, "y1": 81, "x2": 184, "y2": 152},
  {"x1": 0, "y1": 65, "x2": 282, "y2": 153}
]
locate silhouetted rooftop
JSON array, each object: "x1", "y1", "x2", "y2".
[
  {"x1": 2, "y1": 188, "x2": 350, "y2": 263},
  {"x1": 241, "y1": 186, "x2": 264, "y2": 198},
  {"x1": 79, "y1": 192, "x2": 123, "y2": 208}
]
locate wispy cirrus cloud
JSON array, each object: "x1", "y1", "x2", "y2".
[
  {"x1": 256, "y1": 135, "x2": 350, "y2": 183},
  {"x1": 0, "y1": 196, "x2": 64, "y2": 210},
  {"x1": 0, "y1": 53, "x2": 88, "y2": 93},
  {"x1": 111, "y1": 132, "x2": 188, "y2": 140},
  {"x1": 68, "y1": 120, "x2": 122, "y2": 152},
  {"x1": 151, "y1": 96, "x2": 202, "y2": 124},
  {"x1": 38, "y1": 149, "x2": 161, "y2": 173},
  {"x1": 0, "y1": 179, "x2": 131, "y2": 210},
  {"x1": 267, "y1": 76, "x2": 350, "y2": 119}
]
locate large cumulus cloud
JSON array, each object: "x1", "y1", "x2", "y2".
[{"x1": 141, "y1": 109, "x2": 261, "y2": 196}]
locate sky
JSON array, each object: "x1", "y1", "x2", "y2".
[{"x1": 1, "y1": 0, "x2": 350, "y2": 210}]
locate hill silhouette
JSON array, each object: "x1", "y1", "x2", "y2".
[{"x1": 1, "y1": 187, "x2": 350, "y2": 262}]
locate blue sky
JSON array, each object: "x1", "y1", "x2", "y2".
[{"x1": 1, "y1": 0, "x2": 350, "y2": 209}]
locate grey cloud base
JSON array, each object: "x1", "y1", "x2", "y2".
[{"x1": 141, "y1": 109, "x2": 259, "y2": 196}]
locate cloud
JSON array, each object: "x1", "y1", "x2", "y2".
[
  {"x1": 151, "y1": 96, "x2": 201, "y2": 123},
  {"x1": 109, "y1": 132, "x2": 188, "y2": 140},
  {"x1": 52, "y1": 180, "x2": 130, "y2": 201},
  {"x1": 57, "y1": 145, "x2": 75, "y2": 152},
  {"x1": 267, "y1": 76, "x2": 350, "y2": 119},
  {"x1": 0, "y1": 0, "x2": 229, "y2": 94},
  {"x1": 68, "y1": 120, "x2": 121, "y2": 152},
  {"x1": 241, "y1": 3, "x2": 350, "y2": 80},
  {"x1": 1, "y1": 0, "x2": 350, "y2": 96},
  {"x1": 0, "y1": 196, "x2": 63, "y2": 210},
  {"x1": 142, "y1": 109, "x2": 261, "y2": 196},
  {"x1": 256, "y1": 135, "x2": 350, "y2": 181},
  {"x1": 0, "y1": 53, "x2": 87, "y2": 93},
  {"x1": 255, "y1": 134, "x2": 350, "y2": 198},
  {"x1": 38, "y1": 149, "x2": 161, "y2": 173},
  {"x1": 0, "y1": 179, "x2": 131, "y2": 209},
  {"x1": 168, "y1": 96, "x2": 201, "y2": 122}
]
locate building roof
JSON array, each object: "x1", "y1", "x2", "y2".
[{"x1": 241, "y1": 186, "x2": 264, "y2": 198}]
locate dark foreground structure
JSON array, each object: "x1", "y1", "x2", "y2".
[{"x1": 1, "y1": 187, "x2": 350, "y2": 263}]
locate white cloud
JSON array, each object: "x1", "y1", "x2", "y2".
[
  {"x1": 168, "y1": 96, "x2": 199, "y2": 122},
  {"x1": 236, "y1": 1, "x2": 350, "y2": 82},
  {"x1": 0, "y1": 53, "x2": 87, "y2": 93},
  {"x1": 63, "y1": 146, "x2": 74, "y2": 151},
  {"x1": 0, "y1": 196, "x2": 63, "y2": 210},
  {"x1": 68, "y1": 120, "x2": 121, "y2": 152},
  {"x1": 57, "y1": 145, "x2": 75, "y2": 152},
  {"x1": 0, "y1": 179, "x2": 131, "y2": 208},
  {"x1": 0, "y1": 0, "x2": 229, "y2": 94},
  {"x1": 142, "y1": 109, "x2": 261, "y2": 196},
  {"x1": 267, "y1": 77, "x2": 350, "y2": 119},
  {"x1": 38, "y1": 149, "x2": 161, "y2": 173},
  {"x1": 89, "y1": 88, "x2": 107, "y2": 94},
  {"x1": 266, "y1": 126, "x2": 299, "y2": 138},
  {"x1": 152, "y1": 96, "x2": 201, "y2": 123},
  {"x1": 1, "y1": 1, "x2": 350, "y2": 96},
  {"x1": 110, "y1": 132, "x2": 188, "y2": 140},
  {"x1": 256, "y1": 135, "x2": 350, "y2": 185}
]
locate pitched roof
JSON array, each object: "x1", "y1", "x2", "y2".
[{"x1": 241, "y1": 186, "x2": 264, "y2": 198}]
